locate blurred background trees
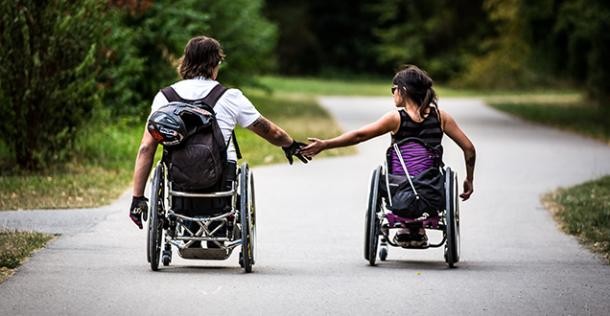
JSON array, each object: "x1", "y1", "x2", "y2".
[{"x1": 0, "y1": 0, "x2": 608, "y2": 170}]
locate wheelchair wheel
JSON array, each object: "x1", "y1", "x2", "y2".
[
  {"x1": 444, "y1": 167, "x2": 460, "y2": 268},
  {"x1": 147, "y1": 164, "x2": 165, "y2": 271},
  {"x1": 364, "y1": 165, "x2": 382, "y2": 266},
  {"x1": 239, "y1": 163, "x2": 255, "y2": 273}
]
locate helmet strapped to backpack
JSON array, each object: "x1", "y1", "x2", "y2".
[
  {"x1": 149, "y1": 84, "x2": 237, "y2": 191},
  {"x1": 147, "y1": 101, "x2": 214, "y2": 146}
]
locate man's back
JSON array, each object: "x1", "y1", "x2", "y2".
[{"x1": 150, "y1": 77, "x2": 261, "y2": 161}]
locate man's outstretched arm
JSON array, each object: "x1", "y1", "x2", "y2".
[{"x1": 247, "y1": 116, "x2": 309, "y2": 164}]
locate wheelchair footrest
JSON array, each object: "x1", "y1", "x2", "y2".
[{"x1": 178, "y1": 247, "x2": 232, "y2": 260}]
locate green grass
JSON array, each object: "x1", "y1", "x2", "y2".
[
  {"x1": 0, "y1": 92, "x2": 352, "y2": 210},
  {"x1": 0, "y1": 116, "x2": 143, "y2": 210},
  {"x1": 544, "y1": 176, "x2": 610, "y2": 263},
  {"x1": 237, "y1": 91, "x2": 354, "y2": 166},
  {"x1": 0, "y1": 230, "x2": 53, "y2": 283},
  {"x1": 255, "y1": 75, "x2": 582, "y2": 99},
  {"x1": 489, "y1": 101, "x2": 610, "y2": 144}
]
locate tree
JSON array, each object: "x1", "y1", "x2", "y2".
[
  {"x1": 0, "y1": 0, "x2": 106, "y2": 169},
  {"x1": 103, "y1": 0, "x2": 277, "y2": 117},
  {"x1": 522, "y1": 0, "x2": 610, "y2": 103}
]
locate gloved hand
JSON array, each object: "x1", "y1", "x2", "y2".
[
  {"x1": 129, "y1": 196, "x2": 149, "y2": 229},
  {"x1": 282, "y1": 140, "x2": 311, "y2": 164}
]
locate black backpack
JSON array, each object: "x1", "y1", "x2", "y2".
[{"x1": 159, "y1": 84, "x2": 241, "y2": 191}]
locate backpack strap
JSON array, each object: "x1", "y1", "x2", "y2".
[
  {"x1": 158, "y1": 84, "x2": 242, "y2": 160},
  {"x1": 160, "y1": 86, "x2": 187, "y2": 103}
]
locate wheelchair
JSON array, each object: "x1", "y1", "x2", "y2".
[
  {"x1": 145, "y1": 161, "x2": 256, "y2": 273},
  {"x1": 364, "y1": 138, "x2": 460, "y2": 268}
]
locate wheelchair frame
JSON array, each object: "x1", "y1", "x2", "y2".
[
  {"x1": 364, "y1": 162, "x2": 460, "y2": 268},
  {"x1": 146, "y1": 162, "x2": 256, "y2": 272}
]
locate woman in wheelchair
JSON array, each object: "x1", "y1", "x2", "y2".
[{"x1": 302, "y1": 65, "x2": 476, "y2": 248}]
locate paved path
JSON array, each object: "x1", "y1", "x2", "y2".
[{"x1": 1, "y1": 97, "x2": 609, "y2": 315}]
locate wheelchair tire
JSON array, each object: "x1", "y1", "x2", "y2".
[
  {"x1": 444, "y1": 167, "x2": 460, "y2": 268},
  {"x1": 239, "y1": 163, "x2": 254, "y2": 273},
  {"x1": 365, "y1": 166, "x2": 382, "y2": 266},
  {"x1": 147, "y1": 164, "x2": 164, "y2": 271}
]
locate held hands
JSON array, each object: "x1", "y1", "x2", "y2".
[
  {"x1": 300, "y1": 138, "x2": 327, "y2": 157},
  {"x1": 129, "y1": 196, "x2": 149, "y2": 229},
  {"x1": 282, "y1": 140, "x2": 311, "y2": 164},
  {"x1": 460, "y1": 179, "x2": 474, "y2": 201}
]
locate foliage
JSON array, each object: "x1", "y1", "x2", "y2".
[
  {"x1": 104, "y1": 0, "x2": 277, "y2": 117},
  {"x1": 0, "y1": 0, "x2": 106, "y2": 170},
  {"x1": 521, "y1": 0, "x2": 610, "y2": 103},
  {"x1": 369, "y1": 0, "x2": 491, "y2": 81},
  {"x1": 265, "y1": 0, "x2": 379, "y2": 75},
  {"x1": 457, "y1": 0, "x2": 540, "y2": 89}
]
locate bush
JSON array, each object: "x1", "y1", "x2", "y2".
[
  {"x1": 103, "y1": 0, "x2": 277, "y2": 117},
  {"x1": 0, "y1": 0, "x2": 107, "y2": 169}
]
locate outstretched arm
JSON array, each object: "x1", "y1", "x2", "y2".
[
  {"x1": 247, "y1": 116, "x2": 309, "y2": 164},
  {"x1": 301, "y1": 111, "x2": 400, "y2": 156},
  {"x1": 440, "y1": 110, "x2": 476, "y2": 200},
  {"x1": 247, "y1": 116, "x2": 293, "y2": 147}
]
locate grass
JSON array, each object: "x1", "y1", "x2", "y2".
[
  {"x1": 489, "y1": 101, "x2": 610, "y2": 144},
  {"x1": 237, "y1": 91, "x2": 353, "y2": 165},
  {"x1": 0, "y1": 230, "x2": 53, "y2": 283},
  {"x1": 543, "y1": 176, "x2": 610, "y2": 263},
  {"x1": 0, "y1": 91, "x2": 352, "y2": 210},
  {"x1": 256, "y1": 75, "x2": 582, "y2": 99},
  {"x1": 0, "y1": 117, "x2": 142, "y2": 210}
]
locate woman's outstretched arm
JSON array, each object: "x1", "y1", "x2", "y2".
[
  {"x1": 301, "y1": 111, "x2": 400, "y2": 156},
  {"x1": 440, "y1": 110, "x2": 476, "y2": 200}
]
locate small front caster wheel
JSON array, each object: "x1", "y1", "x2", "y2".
[
  {"x1": 379, "y1": 247, "x2": 388, "y2": 261},
  {"x1": 162, "y1": 250, "x2": 172, "y2": 266}
]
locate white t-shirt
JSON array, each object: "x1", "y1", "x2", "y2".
[{"x1": 150, "y1": 77, "x2": 261, "y2": 161}]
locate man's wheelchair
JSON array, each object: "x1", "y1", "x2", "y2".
[
  {"x1": 364, "y1": 138, "x2": 460, "y2": 268},
  {"x1": 145, "y1": 161, "x2": 256, "y2": 272}
]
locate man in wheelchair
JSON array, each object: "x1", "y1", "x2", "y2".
[
  {"x1": 302, "y1": 65, "x2": 476, "y2": 248},
  {"x1": 128, "y1": 35, "x2": 309, "y2": 245}
]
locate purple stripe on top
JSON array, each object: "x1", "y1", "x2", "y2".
[{"x1": 389, "y1": 142, "x2": 434, "y2": 176}]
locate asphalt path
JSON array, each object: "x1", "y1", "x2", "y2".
[{"x1": 1, "y1": 97, "x2": 609, "y2": 315}]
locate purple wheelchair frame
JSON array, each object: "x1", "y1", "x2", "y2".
[{"x1": 380, "y1": 138, "x2": 446, "y2": 249}]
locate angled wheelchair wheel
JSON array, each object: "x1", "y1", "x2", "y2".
[
  {"x1": 148, "y1": 164, "x2": 165, "y2": 271},
  {"x1": 444, "y1": 167, "x2": 460, "y2": 268},
  {"x1": 239, "y1": 163, "x2": 254, "y2": 273},
  {"x1": 365, "y1": 166, "x2": 382, "y2": 266}
]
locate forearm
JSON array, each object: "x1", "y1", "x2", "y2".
[
  {"x1": 248, "y1": 116, "x2": 293, "y2": 147},
  {"x1": 266, "y1": 126, "x2": 293, "y2": 147},
  {"x1": 324, "y1": 130, "x2": 367, "y2": 150},
  {"x1": 463, "y1": 147, "x2": 476, "y2": 181},
  {"x1": 132, "y1": 144, "x2": 157, "y2": 197}
]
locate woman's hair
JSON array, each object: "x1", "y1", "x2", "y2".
[
  {"x1": 392, "y1": 65, "x2": 438, "y2": 117},
  {"x1": 178, "y1": 36, "x2": 225, "y2": 79}
]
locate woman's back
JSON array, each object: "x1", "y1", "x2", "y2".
[{"x1": 392, "y1": 108, "x2": 443, "y2": 146}]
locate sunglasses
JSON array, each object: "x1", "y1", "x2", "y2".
[{"x1": 391, "y1": 85, "x2": 398, "y2": 94}]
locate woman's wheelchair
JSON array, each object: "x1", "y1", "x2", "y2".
[
  {"x1": 145, "y1": 161, "x2": 256, "y2": 273},
  {"x1": 364, "y1": 138, "x2": 460, "y2": 268}
]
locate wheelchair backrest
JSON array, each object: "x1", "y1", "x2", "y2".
[{"x1": 386, "y1": 137, "x2": 443, "y2": 177}]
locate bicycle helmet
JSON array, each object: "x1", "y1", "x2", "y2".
[{"x1": 147, "y1": 102, "x2": 214, "y2": 146}]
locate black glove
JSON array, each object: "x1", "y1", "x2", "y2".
[
  {"x1": 282, "y1": 140, "x2": 310, "y2": 164},
  {"x1": 129, "y1": 196, "x2": 149, "y2": 229}
]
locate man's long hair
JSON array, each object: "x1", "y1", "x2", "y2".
[{"x1": 178, "y1": 36, "x2": 225, "y2": 79}]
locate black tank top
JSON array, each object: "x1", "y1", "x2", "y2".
[{"x1": 391, "y1": 107, "x2": 443, "y2": 146}]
